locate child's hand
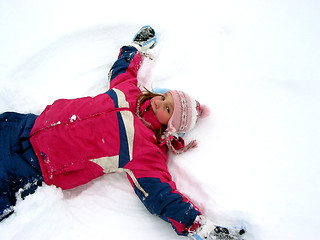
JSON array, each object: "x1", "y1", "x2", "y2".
[
  {"x1": 189, "y1": 216, "x2": 246, "y2": 240},
  {"x1": 131, "y1": 26, "x2": 157, "y2": 53}
]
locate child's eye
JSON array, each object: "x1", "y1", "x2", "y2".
[{"x1": 161, "y1": 96, "x2": 165, "y2": 101}]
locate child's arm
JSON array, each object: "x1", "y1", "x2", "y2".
[
  {"x1": 131, "y1": 176, "x2": 246, "y2": 239},
  {"x1": 131, "y1": 175, "x2": 201, "y2": 237},
  {"x1": 107, "y1": 46, "x2": 141, "y2": 90},
  {"x1": 107, "y1": 26, "x2": 156, "y2": 91}
]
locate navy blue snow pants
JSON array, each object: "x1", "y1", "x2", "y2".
[{"x1": 0, "y1": 112, "x2": 43, "y2": 221}]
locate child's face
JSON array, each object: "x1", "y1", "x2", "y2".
[{"x1": 150, "y1": 91, "x2": 174, "y2": 125}]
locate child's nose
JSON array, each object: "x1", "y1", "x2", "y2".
[{"x1": 155, "y1": 98, "x2": 162, "y2": 109}]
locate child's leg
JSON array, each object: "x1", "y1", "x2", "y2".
[{"x1": 0, "y1": 112, "x2": 43, "y2": 221}]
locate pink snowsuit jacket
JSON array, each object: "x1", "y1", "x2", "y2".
[{"x1": 30, "y1": 46, "x2": 201, "y2": 236}]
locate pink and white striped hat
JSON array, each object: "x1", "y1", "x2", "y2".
[{"x1": 165, "y1": 90, "x2": 209, "y2": 154}]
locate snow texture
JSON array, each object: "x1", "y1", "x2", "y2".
[{"x1": 1, "y1": 0, "x2": 320, "y2": 239}]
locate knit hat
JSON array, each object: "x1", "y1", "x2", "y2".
[{"x1": 165, "y1": 90, "x2": 209, "y2": 154}]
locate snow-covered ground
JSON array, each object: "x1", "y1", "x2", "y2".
[{"x1": 1, "y1": 0, "x2": 320, "y2": 239}]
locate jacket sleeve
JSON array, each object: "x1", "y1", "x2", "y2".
[
  {"x1": 132, "y1": 175, "x2": 201, "y2": 236},
  {"x1": 107, "y1": 46, "x2": 141, "y2": 90}
]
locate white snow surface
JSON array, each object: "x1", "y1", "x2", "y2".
[{"x1": 1, "y1": 0, "x2": 320, "y2": 239}]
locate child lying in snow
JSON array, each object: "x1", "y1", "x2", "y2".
[{"x1": 0, "y1": 26, "x2": 245, "y2": 240}]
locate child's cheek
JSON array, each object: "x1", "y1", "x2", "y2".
[{"x1": 156, "y1": 110, "x2": 169, "y2": 125}]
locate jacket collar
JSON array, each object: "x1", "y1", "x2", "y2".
[{"x1": 138, "y1": 99, "x2": 162, "y2": 132}]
